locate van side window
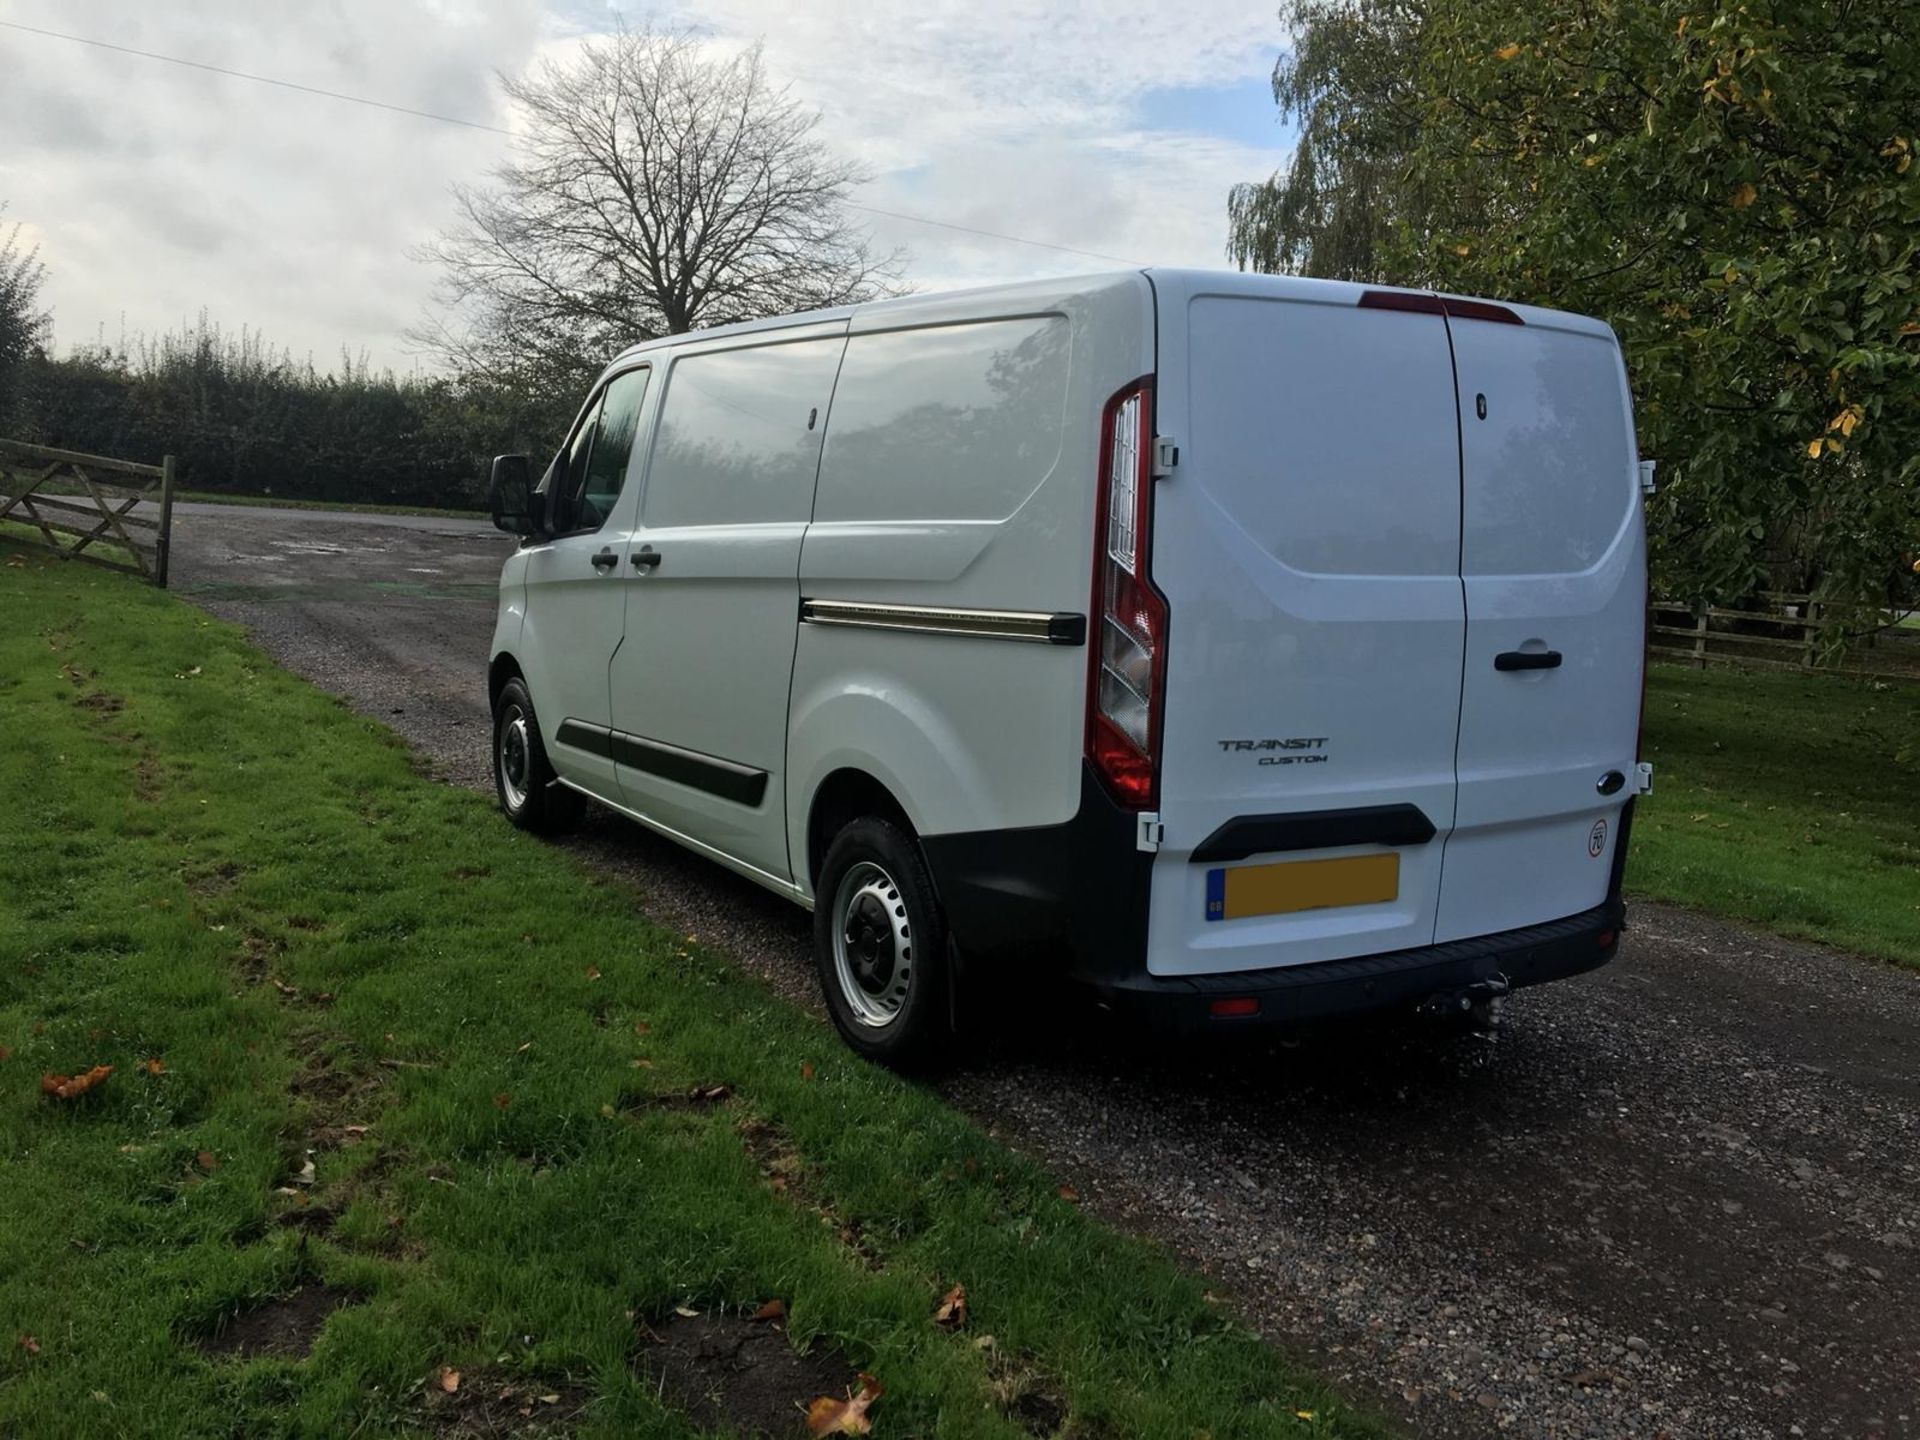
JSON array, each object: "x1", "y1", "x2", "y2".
[
  {"x1": 812, "y1": 317, "x2": 1070, "y2": 523},
  {"x1": 643, "y1": 338, "x2": 844, "y2": 528},
  {"x1": 555, "y1": 367, "x2": 651, "y2": 534}
]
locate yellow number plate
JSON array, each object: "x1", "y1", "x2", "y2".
[{"x1": 1204, "y1": 853, "x2": 1399, "y2": 922}]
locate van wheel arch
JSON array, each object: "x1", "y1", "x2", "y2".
[
  {"x1": 807, "y1": 769, "x2": 916, "y2": 888},
  {"x1": 488, "y1": 652, "x2": 525, "y2": 712}
]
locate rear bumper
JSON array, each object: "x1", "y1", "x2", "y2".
[
  {"x1": 919, "y1": 765, "x2": 1631, "y2": 1033},
  {"x1": 1090, "y1": 900, "x2": 1623, "y2": 1032}
]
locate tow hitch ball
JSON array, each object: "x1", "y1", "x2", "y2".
[{"x1": 1417, "y1": 974, "x2": 1512, "y2": 1029}]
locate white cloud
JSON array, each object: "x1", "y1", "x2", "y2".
[{"x1": 0, "y1": 0, "x2": 1289, "y2": 370}]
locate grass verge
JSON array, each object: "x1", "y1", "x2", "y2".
[
  {"x1": 1631, "y1": 662, "x2": 1920, "y2": 967},
  {"x1": 175, "y1": 490, "x2": 487, "y2": 520},
  {"x1": 0, "y1": 541, "x2": 1386, "y2": 1438},
  {"x1": 1, "y1": 519, "x2": 142, "y2": 573}
]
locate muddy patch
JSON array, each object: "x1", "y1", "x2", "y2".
[
  {"x1": 421, "y1": 1371, "x2": 592, "y2": 1436},
  {"x1": 638, "y1": 1310, "x2": 861, "y2": 1439},
  {"x1": 75, "y1": 689, "x2": 125, "y2": 715},
  {"x1": 990, "y1": 1352, "x2": 1072, "y2": 1438},
  {"x1": 737, "y1": 1117, "x2": 884, "y2": 1270},
  {"x1": 623, "y1": 1083, "x2": 734, "y2": 1115},
  {"x1": 197, "y1": 1284, "x2": 355, "y2": 1360}
]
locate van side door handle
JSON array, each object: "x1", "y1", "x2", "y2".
[
  {"x1": 630, "y1": 545, "x2": 661, "y2": 571},
  {"x1": 590, "y1": 547, "x2": 619, "y2": 570},
  {"x1": 1494, "y1": 649, "x2": 1562, "y2": 672}
]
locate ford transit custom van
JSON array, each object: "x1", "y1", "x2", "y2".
[{"x1": 486, "y1": 270, "x2": 1652, "y2": 1064}]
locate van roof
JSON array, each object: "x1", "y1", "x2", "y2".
[{"x1": 605, "y1": 267, "x2": 1612, "y2": 367}]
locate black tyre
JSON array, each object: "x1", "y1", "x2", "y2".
[
  {"x1": 492, "y1": 676, "x2": 584, "y2": 833},
  {"x1": 813, "y1": 816, "x2": 952, "y2": 1068}
]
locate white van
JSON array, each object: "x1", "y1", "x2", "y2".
[{"x1": 486, "y1": 270, "x2": 1651, "y2": 1064}]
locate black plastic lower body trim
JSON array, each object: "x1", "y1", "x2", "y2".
[
  {"x1": 1094, "y1": 901, "x2": 1624, "y2": 1033},
  {"x1": 554, "y1": 719, "x2": 767, "y2": 807}
]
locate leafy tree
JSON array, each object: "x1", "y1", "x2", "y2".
[
  {"x1": 0, "y1": 204, "x2": 51, "y2": 428},
  {"x1": 415, "y1": 25, "x2": 902, "y2": 392},
  {"x1": 1226, "y1": 0, "x2": 1425, "y2": 281},
  {"x1": 1230, "y1": 0, "x2": 1920, "y2": 624}
]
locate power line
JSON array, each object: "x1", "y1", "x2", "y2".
[
  {"x1": 0, "y1": 19, "x2": 512, "y2": 135},
  {"x1": 0, "y1": 18, "x2": 1138, "y2": 266}
]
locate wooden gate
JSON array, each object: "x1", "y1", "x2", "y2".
[{"x1": 0, "y1": 439, "x2": 177, "y2": 586}]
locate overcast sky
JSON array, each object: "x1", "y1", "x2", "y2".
[{"x1": 0, "y1": 0, "x2": 1292, "y2": 372}]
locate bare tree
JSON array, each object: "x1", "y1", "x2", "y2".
[{"x1": 414, "y1": 28, "x2": 902, "y2": 389}]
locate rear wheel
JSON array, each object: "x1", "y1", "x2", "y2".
[
  {"x1": 492, "y1": 676, "x2": 583, "y2": 833},
  {"x1": 813, "y1": 817, "x2": 951, "y2": 1068}
]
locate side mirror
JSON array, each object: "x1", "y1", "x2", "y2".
[{"x1": 489, "y1": 454, "x2": 536, "y2": 537}]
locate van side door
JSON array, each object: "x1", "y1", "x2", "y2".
[
  {"x1": 518, "y1": 365, "x2": 654, "y2": 800},
  {"x1": 606, "y1": 327, "x2": 848, "y2": 887}
]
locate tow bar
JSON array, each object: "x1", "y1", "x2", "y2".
[{"x1": 1416, "y1": 974, "x2": 1512, "y2": 1031}]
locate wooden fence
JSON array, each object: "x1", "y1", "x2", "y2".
[
  {"x1": 0, "y1": 438, "x2": 176, "y2": 586},
  {"x1": 1650, "y1": 593, "x2": 1920, "y2": 685}
]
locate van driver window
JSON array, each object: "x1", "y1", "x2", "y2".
[{"x1": 559, "y1": 367, "x2": 651, "y2": 533}]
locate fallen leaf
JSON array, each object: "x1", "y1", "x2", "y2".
[
  {"x1": 584, "y1": 966, "x2": 601, "y2": 981},
  {"x1": 493, "y1": 1092, "x2": 512, "y2": 1110},
  {"x1": 933, "y1": 1283, "x2": 967, "y2": 1328},
  {"x1": 196, "y1": 1149, "x2": 219, "y2": 1172},
  {"x1": 342, "y1": 1124, "x2": 369, "y2": 1137},
  {"x1": 633, "y1": 1020, "x2": 651, "y2": 1035},
  {"x1": 41, "y1": 1065, "x2": 113, "y2": 1100},
  {"x1": 1731, "y1": 181, "x2": 1757, "y2": 208},
  {"x1": 631, "y1": 1057, "x2": 653, "y2": 1069},
  {"x1": 673, "y1": 1304, "x2": 700, "y2": 1318},
  {"x1": 515, "y1": 1041, "x2": 532, "y2": 1055},
  {"x1": 294, "y1": 1157, "x2": 317, "y2": 1185},
  {"x1": 808, "y1": 1374, "x2": 883, "y2": 1436},
  {"x1": 801, "y1": 1061, "x2": 816, "y2": 1081},
  {"x1": 17, "y1": 1334, "x2": 40, "y2": 1356},
  {"x1": 144, "y1": 1057, "x2": 166, "y2": 1076},
  {"x1": 271, "y1": 978, "x2": 299, "y2": 997},
  {"x1": 1057, "y1": 1185, "x2": 1080, "y2": 1203},
  {"x1": 697, "y1": 1084, "x2": 732, "y2": 1103},
  {"x1": 1493, "y1": 42, "x2": 1521, "y2": 59},
  {"x1": 538, "y1": 1392, "x2": 560, "y2": 1404},
  {"x1": 437, "y1": 1366, "x2": 461, "y2": 1394},
  {"x1": 752, "y1": 1298, "x2": 788, "y2": 1322},
  {"x1": 1296, "y1": 1409, "x2": 1316, "y2": 1421}
]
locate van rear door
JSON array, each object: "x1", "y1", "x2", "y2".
[
  {"x1": 1434, "y1": 305, "x2": 1645, "y2": 940},
  {"x1": 1144, "y1": 276, "x2": 1466, "y2": 977}
]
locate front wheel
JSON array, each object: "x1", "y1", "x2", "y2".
[
  {"x1": 492, "y1": 677, "x2": 583, "y2": 833},
  {"x1": 813, "y1": 817, "x2": 952, "y2": 1068}
]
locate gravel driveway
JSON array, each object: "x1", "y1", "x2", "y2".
[{"x1": 170, "y1": 503, "x2": 1920, "y2": 1440}]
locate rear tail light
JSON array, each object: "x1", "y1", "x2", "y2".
[{"x1": 1088, "y1": 378, "x2": 1167, "y2": 808}]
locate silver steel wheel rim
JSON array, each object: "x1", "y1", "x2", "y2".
[
  {"x1": 498, "y1": 704, "x2": 531, "y2": 811},
  {"x1": 831, "y1": 860, "x2": 913, "y2": 1027}
]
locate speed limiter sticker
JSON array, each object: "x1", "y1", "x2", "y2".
[{"x1": 1588, "y1": 818, "x2": 1608, "y2": 858}]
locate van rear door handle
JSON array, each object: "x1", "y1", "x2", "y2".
[
  {"x1": 630, "y1": 545, "x2": 661, "y2": 571},
  {"x1": 590, "y1": 547, "x2": 619, "y2": 570},
  {"x1": 1494, "y1": 649, "x2": 1562, "y2": 671}
]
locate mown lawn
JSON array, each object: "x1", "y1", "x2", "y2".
[
  {"x1": 0, "y1": 542, "x2": 1386, "y2": 1438},
  {"x1": 1631, "y1": 662, "x2": 1920, "y2": 967}
]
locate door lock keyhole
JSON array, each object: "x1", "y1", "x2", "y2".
[{"x1": 1475, "y1": 393, "x2": 1488, "y2": 420}]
